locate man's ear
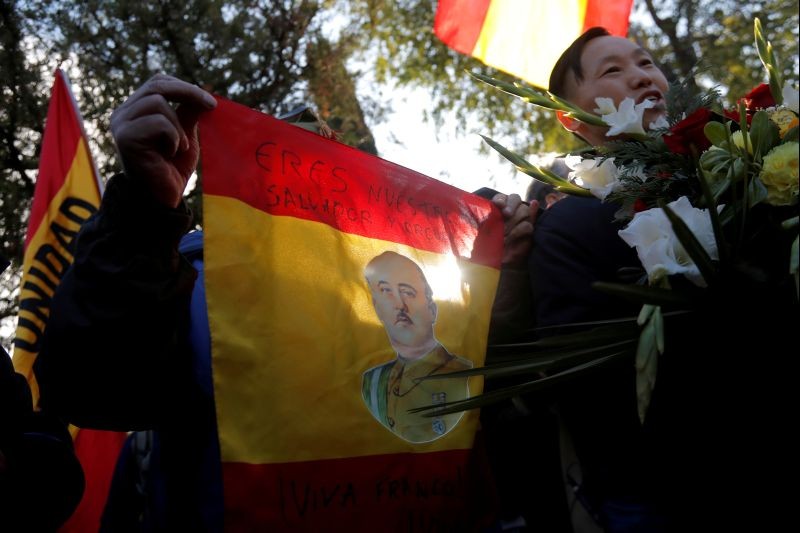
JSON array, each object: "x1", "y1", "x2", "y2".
[
  {"x1": 429, "y1": 300, "x2": 438, "y2": 322},
  {"x1": 556, "y1": 110, "x2": 581, "y2": 132}
]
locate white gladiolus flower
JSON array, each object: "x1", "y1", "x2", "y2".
[
  {"x1": 600, "y1": 97, "x2": 655, "y2": 137},
  {"x1": 565, "y1": 155, "x2": 621, "y2": 200},
  {"x1": 594, "y1": 97, "x2": 617, "y2": 115},
  {"x1": 649, "y1": 115, "x2": 670, "y2": 130},
  {"x1": 618, "y1": 196, "x2": 719, "y2": 287},
  {"x1": 782, "y1": 81, "x2": 799, "y2": 113}
]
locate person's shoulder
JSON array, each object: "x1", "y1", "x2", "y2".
[
  {"x1": 537, "y1": 195, "x2": 624, "y2": 237},
  {"x1": 179, "y1": 230, "x2": 204, "y2": 256},
  {"x1": 546, "y1": 195, "x2": 619, "y2": 220}
]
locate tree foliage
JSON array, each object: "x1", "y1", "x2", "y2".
[
  {"x1": 1, "y1": 0, "x2": 798, "y2": 348},
  {"x1": 631, "y1": 0, "x2": 799, "y2": 101}
]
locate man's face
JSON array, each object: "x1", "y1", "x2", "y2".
[
  {"x1": 564, "y1": 36, "x2": 669, "y2": 145},
  {"x1": 367, "y1": 256, "x2": 437, "y2": 354}
]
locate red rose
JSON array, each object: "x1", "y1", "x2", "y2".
[
  {"x1": 663, "y1": 107, "x2": 713, "y2": 154},
  {"x1": 724, "y1": 84, "x2": 777, "y2": 124},
  {"x1": 633, "y1": 199, "x2": 649, "y2": 212},
  {"x1": 739, "y1": 83, "x2": 776, "y2": 110},
  {"x1": 723, "y1": 108, "x2": 743, "y2": 123}
]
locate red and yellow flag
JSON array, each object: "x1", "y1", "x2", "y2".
[
  {"x1": 12, "y1": 69, "x2": 126, "y2": 532},
  {"x1": 435, "y1": 0, "x2": 634, "y2": 88},
  {"x1": 200, "y1": 99, "x2": 503, "y2": 530}
]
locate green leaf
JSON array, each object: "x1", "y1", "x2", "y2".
[
  {"x1": 635, "y1": 305, "x2": 665, "y2": 423},
  {"x1": 469, "y1": 72, "x2": 547, "y2": 104},
  {"x1": 754, "y1": 18, "x2": 784, "y2": 104},
  {"x1": 421, "y1": 339, "x2": 636, "y2": 382},
  {"x1": 469, "y1": 71, "x2": 608, "y2": 127},
  {"x1": 410, "y1": 352, "x2": 629, "y2": 417},
  {"x1": 696, "y1": 155, "x2": 729, "y2": 264},
  {"x1": 730, "y1": 158, "x2": 747, "y2": 182},
  {"x1": 704, "y1": 121, "x2": 728, "y2": 147},
  {"x1": 653, "y1": 306, "x2": 665, "y2": 354},
  {"x1": 791, "y1": 235, "x2": 799, "y2": 300},
  {"x1": 660, "y1": 201, "x2": 718, "y2": 286},
  {"x1": 635, "y1": 320, "x2": 658, "y2": 423},
  {"x1": 593, "y1": 281, "x2": 696, "y2": 307},
  {"x1": 637, "y1": 303, "x2": 656, "y2": 325},
  {"x1": 700, "y1": 148, "x2": 730, "y2": 169},
  {"x1": 480, "y1": 135, "x2": 593, "y2": 196},
  {"x1": 748, "y1": 177, "x2": 769, "y2": 208},
  {"x1": 749, "y1": 111, "x2": 780, "y2": 158}
]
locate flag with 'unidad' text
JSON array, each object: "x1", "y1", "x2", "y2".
[{"x1": 13, "y1": 69, "x2": 126, "y2": 533}]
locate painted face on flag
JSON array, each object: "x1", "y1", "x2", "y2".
[
  {"x1": 565, "y1": 36, "x2": 669, "y2": 144},
  {"x1": 365, "y1": 252, "x2": 438, "y2": 357}
]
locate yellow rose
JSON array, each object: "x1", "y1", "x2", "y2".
[
  {"x1": 731, "y1": 130, "x2": 753, "y2": 154},
  {"x1": 768, "y1": 107, "x2": 799, "y2": 138},
  {"x1": 759, "y1": 142, "x2": 799, "y2": 206}
]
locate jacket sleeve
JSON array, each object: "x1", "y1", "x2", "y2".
[
  {"x1": 35, "y1": 174, "x2": 198, "y2": 431},
  {"x1": 487, "y1": 266, "x2": 534, "y2": 345}
]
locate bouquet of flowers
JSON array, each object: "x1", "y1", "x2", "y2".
[{"x1": 415, "y1": 19, "x2": 798, "y2": 422}]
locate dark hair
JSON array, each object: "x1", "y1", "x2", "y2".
[
  {"x1": 549, "y1": 27, "x2": 611, "y2": 98},
  {"x1": 525, "y1": 159, "x2": 570, "y2": 204}
]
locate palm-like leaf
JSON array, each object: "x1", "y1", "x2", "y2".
[{"x1": 479, "y1": 135, "x2": 592, "y2": 196}]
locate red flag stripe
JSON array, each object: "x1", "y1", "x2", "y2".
[
  {"x1": 201, "y1": 98, "x2": 503, "y2": 268},
  {"x1": 222, "y1": 448, "x2": 497, "y2": 531},
  {"x1": 583, "y1": 0, "x2": 635, "y2": 34},
  {"x1": 433, "y1": 0, "x2": 493, "y2": 55},
  {"x1": 26, "y1": 71, "x2": 85, "y2": 248}
]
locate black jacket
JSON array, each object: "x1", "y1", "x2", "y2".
[
  {"x1": 35, "y1": 174, "x2": 215, "y2": 530},
  {"x1": 530, "y1": 195, "x2": 798, "y2": 530}
]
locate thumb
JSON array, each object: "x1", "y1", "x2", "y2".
[{"x1": 174, "y1": 104, "x2": 206, "y2": 179}]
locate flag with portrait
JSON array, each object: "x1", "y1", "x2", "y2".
[{"x1": 200, "y1": 98, "x2": 503, "y2": 530}]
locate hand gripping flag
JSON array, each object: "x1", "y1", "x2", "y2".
[
  {"x1": 435, "y1": 0, "x2": 634, "y2": 88},
  {"x1": 12, "y1": 70, "x2": 126, "y2": 532},
  {"x1": 200, "y1": 98, "x2": 504, "y2": 530}
]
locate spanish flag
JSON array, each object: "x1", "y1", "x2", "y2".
[
  {"x1": 13, "y1": 70, "x2": 126, "y2": 532},
  {"x1": 201, "y1": 98, "x2": 503, "y2": 530},
  {"x1": 434, "y1": 0, "x2": 634, "y2": 88}
]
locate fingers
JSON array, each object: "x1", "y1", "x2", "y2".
[
  {"x1": 491, "y1": 192, "x2": 523, "y2": 218},
  {"x1": 112, "y1": 75, "x2": 215, "y2": 150},
  {"x1": 123, "y1": 74, "x2": 216, "y2": 113},
  {"x1": 491, "y1": 192, "x2": 538, "y2": 266},
  {"x1": 113, "y1": 93, "x2": 188, "y2": 150},
  {"x1": 114, "y1": 113, "x2": 183, "y2": 159},
  {"x1": 505, "y1": 218, "x2": 533, "y2": 244}
]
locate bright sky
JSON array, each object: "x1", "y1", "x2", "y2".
[{"x1": 366, "y1": 85, "x2": 535, "y2": 199}]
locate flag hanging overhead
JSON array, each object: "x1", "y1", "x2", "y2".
[
  {"x1": 12, "y1": 69, "x2": 125, "y2": 533},
  {"x1": 200, "y1": 98, "x2": 503, "y2": 530},
  {"x1": 434, "y1": 0, "x2": 634, "y2": 88}
]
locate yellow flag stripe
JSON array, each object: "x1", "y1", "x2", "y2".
[
  {"x1": 473, "y1": 0, "x2": 588, "y2": 88},
  {"x1": 13, "y1": 138, "x2": 100, "y2": 402}
]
